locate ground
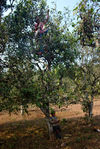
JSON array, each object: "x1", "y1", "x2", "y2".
[{"x1": 0, "y1": 97, "x2": 100, "y2": 149}]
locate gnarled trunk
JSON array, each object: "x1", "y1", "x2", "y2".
[{"x1": 40, "y1": 102, "x2": 53, "y2": 139}]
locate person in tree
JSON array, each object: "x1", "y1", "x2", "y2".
[
  {"x1": 49, "y1": 109, "x2": 62, "y2": 139},
  {"x1": 35, "y1": 10, "x2": 49, "y2": 55}
]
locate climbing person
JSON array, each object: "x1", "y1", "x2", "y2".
[{"x1": 35, "y1": 10, "x2": 49, "y2": 55}]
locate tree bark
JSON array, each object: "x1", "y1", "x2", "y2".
[
  {"x1": 88, "y1": 95, "x2": 93, "y2": 118},
  {"x1": 20, "y1": 105, "x2": 24, "y2": 115}
]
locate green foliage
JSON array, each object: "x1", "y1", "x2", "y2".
[
  {"x1": 0, "y1": 23, "x2": 8, "y2": 53},
  {"x1": 72, "y1": 48, "x2": 100, "y2": 117},
  {"x1": 74, "y1": 0, "x2": 100, "y2": 47},
  {"x1": 61, "y1": 118, "x2": 67, "y2": 125},
  {"x1": 0, "y1": 0, "x2": 99, "y2": 123},
  {"x1": 50, "y1": 108, "x2": 55, "y2": 114},
  {"x1": 0, "y1": 0, "x2": 15, "y2": 16},
  {"x1": 0, "y1": 0, "x2": 79, "y2": 116}
]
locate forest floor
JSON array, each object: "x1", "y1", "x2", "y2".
[{"x1": 0, "y1": 97, "x2": 100, "y2": 149}]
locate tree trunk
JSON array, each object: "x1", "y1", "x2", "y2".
[
  {"x1": 45, "y1": 117, "x2": 53, "y2": 139},
  {"x1": 20, "y1": 105, "x2": 24, "y2": 115},
  {"x1": 40, "y1": 102, "x2": 52, "y2": 139},
  {"x1": 40, "y1": 102, "x2": 50, "y2": 118},
  {"x1": 88, "y1": 95, "x2": 93, "y2": 118}
]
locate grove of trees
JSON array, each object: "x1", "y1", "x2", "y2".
[{"x1": 0, "y1": 0, "x2": 100, "y2": 122}]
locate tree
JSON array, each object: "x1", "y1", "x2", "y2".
[
  {"x1": 0, "y1": 0, "x2": 15, "y2": 53},
  {"x1": 72, "y1": 47, "x2": 100, "y2": 117},
  {"x1": 0, "y1": 0, "x2": 15, "y2": 95},
  {"x1": 72, "y1": 0, "x2": 100, "y2": 118},
  {"x1": 74, "y1": 0, "x2": 100, "y2": 47},
  {"x1": 0, "y1": 0, "x2": 80, "y2": 127}
]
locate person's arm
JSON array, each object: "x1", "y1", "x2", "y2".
[
  {"x1": 44, "y1": 9, "x2": 49, "y2": 24},
  {"x1": 53, "y1": 119, "x2": 60, "y2": 124},
  {"x1": 34, "y1": 23, "x2": 40, "y2": 36},
  {"x1": 50, "y1": 117, "x2": 60, "y2": 124},
  {"x1": 35, "y1": 23, "x2": 38, "y2": 31}
]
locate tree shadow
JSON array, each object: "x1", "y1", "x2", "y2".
[
  {"x1": 0, "y1": 118, "x2": 50, "y2": 149},
  {"x1": 0, "y1": 115, "x2": 100, "y2": 149}
]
